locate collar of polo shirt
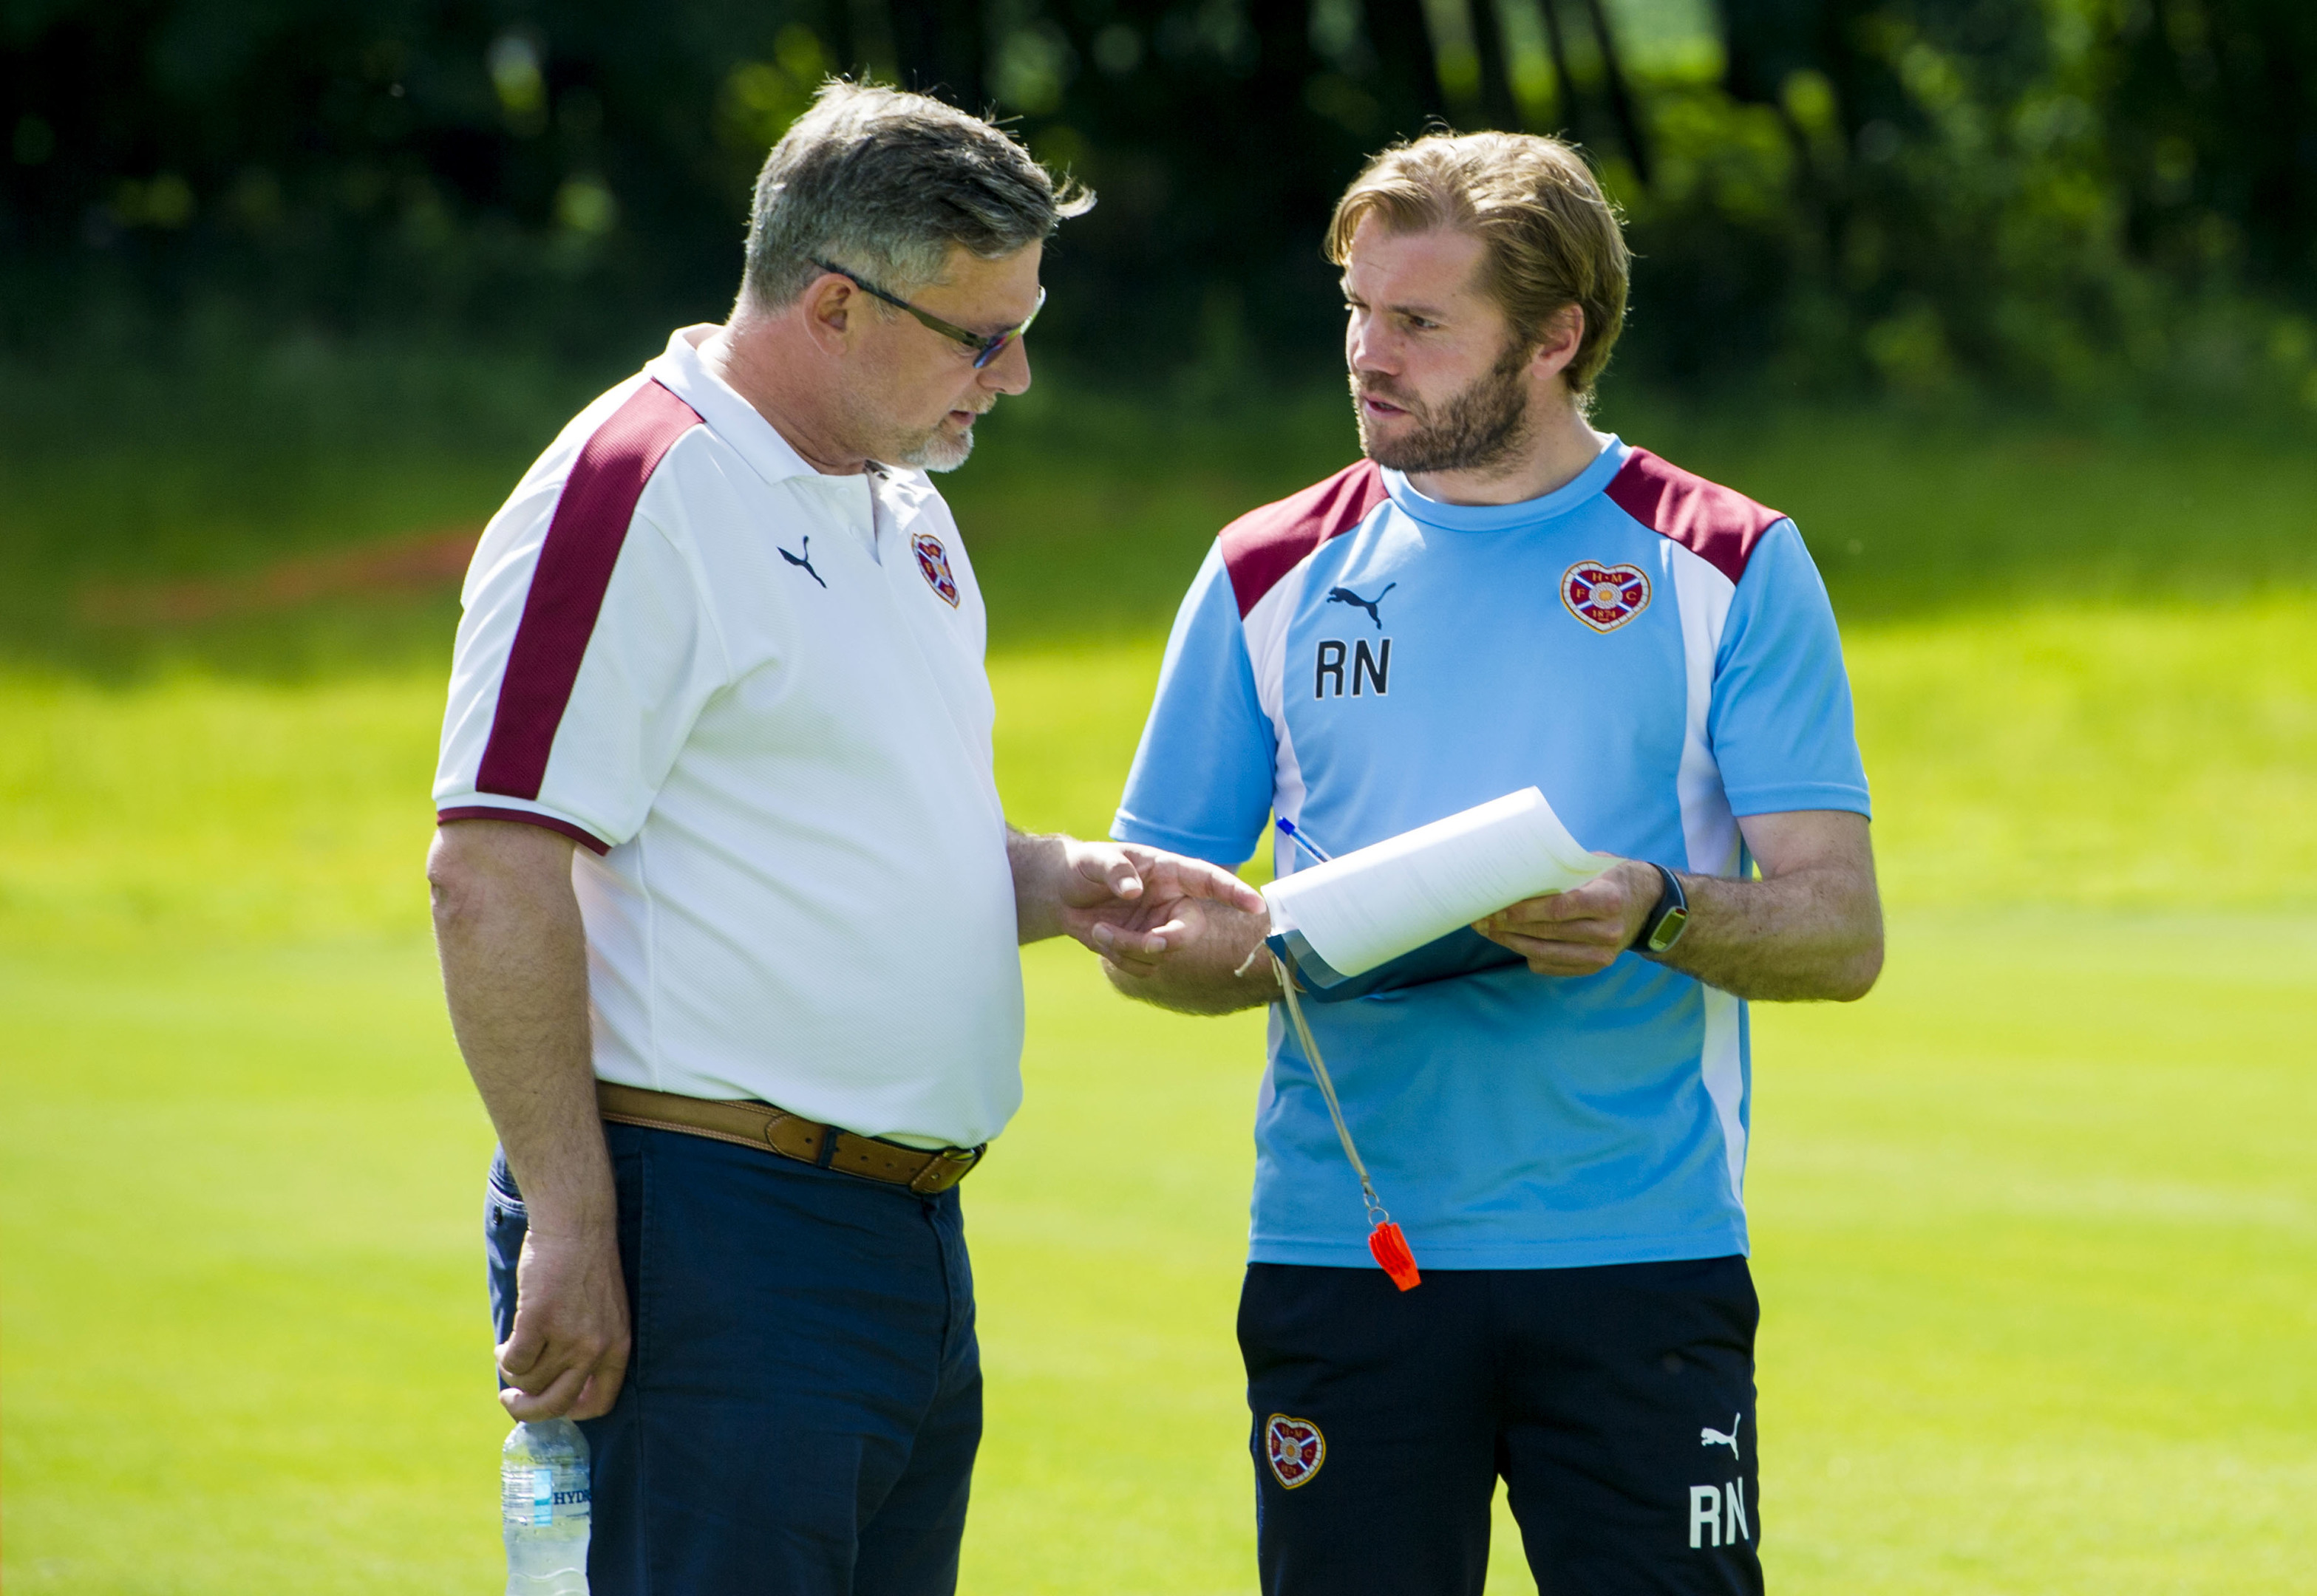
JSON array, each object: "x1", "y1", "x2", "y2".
[
  {"x1": 651, "y1": 327, "x2": 819, "y2": 490},
  {"x1": 652, "y1": 327, "x2": 943, "y2": 525}
]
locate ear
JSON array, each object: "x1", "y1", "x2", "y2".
[
  {"x1": 1526, "y1": 304, "x2": 1585, "y2": 386},
  {"x1": 799, "y1": 272, "x2": 859, "y2": 356}
]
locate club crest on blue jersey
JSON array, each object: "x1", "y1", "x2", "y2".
[
  {"x1": 1265, "y1": 1413, "x2": 1327, "y2": 1489},
  {"x1": 913, "y1": 533, "x2": 961, "y2": 607},
  {"x1": 1562, "y1": 561, "x2": 1650, "y2": 632}
]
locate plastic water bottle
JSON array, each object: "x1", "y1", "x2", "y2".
[{"x1": 502, "y1": 1419, "x2": 591, "y2": 1594}]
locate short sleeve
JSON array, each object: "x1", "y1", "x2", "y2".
[
  {"x1": 435, "y1": 491, "x2": 727, "y2": 853},
  {"x1": 1708, "y1": 521, "x2": 1872, "y2": 819},
  {"x1": 1110, "y1": 544, "x2": 1278, "y2": 866}
]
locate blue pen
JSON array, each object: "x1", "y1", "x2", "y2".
[{"x1": 1275, "y1": 816, "x2": 1334, "y2": 867}]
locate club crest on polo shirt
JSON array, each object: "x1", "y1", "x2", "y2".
[
  {"x1": 913, "y1": 533, "x2": 962, "y2": 607},
  {"x1": 1264, "y1": 1413, "x2": 1326, "y2": 1489},
  {"x1": 1562, "y1": 561, "x2": 1650, "y2": 632}
]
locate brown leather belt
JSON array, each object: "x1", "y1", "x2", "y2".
[{"x1": 597, "y1": 1082, "x2": 984, "y2": 1196}]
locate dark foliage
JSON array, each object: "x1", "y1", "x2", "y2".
[
  {"x1": 1678, "y1": 0, "x2": 2317, "y2": 400},
  {"x1": 0, "y1": 1, "x2": 798, "y2": 351},
  {"x1": 2, "y1": 0, "x2": 2313, "y2": 402}
]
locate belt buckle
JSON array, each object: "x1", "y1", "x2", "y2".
[{"x1": 911, "y1": 1144, "x2": 984, "y2": 1194}]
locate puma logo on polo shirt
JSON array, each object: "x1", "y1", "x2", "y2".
[
  {"x1": 1699, "y1": 1412, "x2": 1741, "y2": 1462},
  {"x1": 780, "y1": 536, "x2": 826, "y2": 588}
]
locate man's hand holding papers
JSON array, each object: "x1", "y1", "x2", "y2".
[
  {"x1": 1471, "y1": 860, "x2": 1664, "y2": 975},
  {"x1": 1477, "y1": 809, "x2": 1884, "y2": 1000}
]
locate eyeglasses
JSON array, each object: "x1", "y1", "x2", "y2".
[{"x1": 810, "y1": 259, "x2": 1045, "y2": 369}]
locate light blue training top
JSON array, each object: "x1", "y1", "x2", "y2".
[{"x1": 1111, "y1": 437, "x2": 1871, "y2": 1270}]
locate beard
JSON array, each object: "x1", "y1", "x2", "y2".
[
  {"x1": 890, "y1": 416, "x2": 976, "y2": 472},
  {"x1": 1353, "y1": 338, "x2": 1534, "y2": 475},
  {"x1": 855, "y1": 384, "x2": 983, "y2": 474}
]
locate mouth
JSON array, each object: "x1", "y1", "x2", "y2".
[{"x1": 1358, "y1": 392, "x2": 1412, "y2": 420}]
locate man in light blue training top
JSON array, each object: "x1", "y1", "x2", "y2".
[{"x1": 1089, "y1": 132, "x2": 1884, "y2": 1595}]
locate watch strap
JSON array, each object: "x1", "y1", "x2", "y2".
[{"x1": 1633, "y1": 862, "x2": 1690, "y2": 955}]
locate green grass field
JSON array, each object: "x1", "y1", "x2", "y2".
[{"x1": 2, "y1": 389, "x2": 2313, "y2": 1592}]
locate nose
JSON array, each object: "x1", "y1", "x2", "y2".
[
  {"x1": 979, "y1": 335, "x2": 1032, "y2": 397},
  {"x1": 1346, "y1": 308, "x2": 1391, "y2": 381}
]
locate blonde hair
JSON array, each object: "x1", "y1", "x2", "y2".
[{"x1": 1326, "y1": 132, "x2": 1630, "y2": 396}]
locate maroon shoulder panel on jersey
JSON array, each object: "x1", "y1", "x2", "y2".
[
  {"x1": 1218, "y1": 460, "x2": 1389, "y2": 618},
  {"x1": 474, "y1": 378, "x2": 704, "y2": 802},
  {"x1": 1604, "y1": 447, "x2": 1786, "y2": 586}
]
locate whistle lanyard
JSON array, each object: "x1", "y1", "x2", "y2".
[{"x1": 1270, "y1": 949, "x2": 1422, "y2": 1292}]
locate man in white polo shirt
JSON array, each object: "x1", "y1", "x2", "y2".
[{"x1": 427, "y1": 83, "x2": 1259, "y2": 1595}]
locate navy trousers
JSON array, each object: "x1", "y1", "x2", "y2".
[
  {"x1": 1240, "y1": 1257, "x2": 1763, "y2": 1596},
  {"x1": 488, "y1": 1122, "x2": 981, "y2": 1596}
]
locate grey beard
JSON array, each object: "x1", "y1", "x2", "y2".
[
  {"x1": 1353, "y1": 344, "x2": 1534, "y2": 476},
  {"x1": 893, "y1": 420, "x2": 976, "y2": 473}
]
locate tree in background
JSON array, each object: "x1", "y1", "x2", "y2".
[
  {"x1": 1676, "y1": 0, "x2": 2317, "y2": 403},
  {"x1": 2, "y1": 0, "x2": 2312, "y2": 407}
]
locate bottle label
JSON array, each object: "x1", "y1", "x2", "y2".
[{"x1": 504, "y1": 1451, "x2": 591, "y2": 1527}]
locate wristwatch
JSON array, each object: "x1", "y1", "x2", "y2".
[{"x1": 1633, "y1": 863, "x2": 1690, "y2": 957}]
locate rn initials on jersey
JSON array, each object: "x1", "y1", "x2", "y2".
[{"x1": 1315, "y1": 638, "x2": 1391, "y2": 698}]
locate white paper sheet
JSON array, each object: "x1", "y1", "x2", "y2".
[{"x1": 1261, "y1": 788, "x2": 1619, "y2": 982}]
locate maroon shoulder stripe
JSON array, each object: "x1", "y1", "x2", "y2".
[
  {"x1": 474, "y1": 379, "x2": 703, "y2": 800},
  {"x1": 1218, "y1": 460, "x2": 1388, "y2": 618},
  {"x1": 1603, "y1": 447, "x2": 1786, "y2": 586}
]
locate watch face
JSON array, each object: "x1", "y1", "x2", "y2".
[{"x1": 1647, "y1": 906, "x2": 1690, "y2": 954}]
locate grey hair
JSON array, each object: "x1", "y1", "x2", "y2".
[{"x1": 742, "y1": 81, "x2": 1093, "y2": 309}]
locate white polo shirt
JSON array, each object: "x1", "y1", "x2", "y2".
[{"x1": 434, "y1": 327, "x2": 1024, "y2": 1147}]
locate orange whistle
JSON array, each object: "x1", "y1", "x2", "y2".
[{"x1": 1369, "y1": 1221, "x2": 1422, "y2": 1292}]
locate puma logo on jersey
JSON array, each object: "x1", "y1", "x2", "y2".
[
  {"x1": 780, "y1": 536, "x2": 826, "y2": 589},
  {"x1": 1700, "y1": 1413, "x2": 1741, "y2": 1462},
  {"x1": 1324, "y1": 582, "x2": 1395, "y2": 628}
]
